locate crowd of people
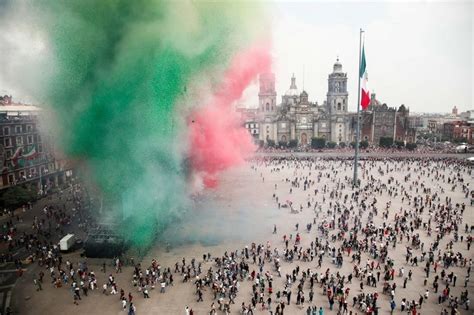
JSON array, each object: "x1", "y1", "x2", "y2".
[
  {"x1": 8, "y1": 156, "x2": 474, "y2": 315},
  {"x1": 139, "y1": 156, "x2": 471, "y2": 314},
  {"x1": 256, "y1": 144, "x2": 460, "y2": 155}
]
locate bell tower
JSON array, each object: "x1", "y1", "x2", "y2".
[
  {"x1": 259, "y1": 73, "x2": 277, "y2": 113},
  {"x1": 327, "y1": 57, "x2": 350, "y2": 144},
  {"x1": 327, "y1": 57, "x2": 348, "y2": 114}
]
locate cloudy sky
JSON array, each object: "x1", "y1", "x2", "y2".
[
  {"x1": 1, "y1": 1, "x2": 472, "y2": 113},
  {"x1": 268, "y1": 0, "x2": 473, "y2": 113}
]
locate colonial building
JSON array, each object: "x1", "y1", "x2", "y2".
[
  {"x1": 357, "y1": 94, "x2": 416, "y2": 144},
  {"x1": 0, "y1": 96, "x2": 73, "y2": 191},
  {"x1": 238, "y1": 59, "x2": 415, "y2": 147},
  {"x1": 240, "y1": 58, "x2": 352, "y2": 146},
  {"x1": 443, "y1": 121, "x2": 473, "y2": 144}
]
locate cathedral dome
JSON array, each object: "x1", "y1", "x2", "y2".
[
  {"x1": 285, "y1": 88, "x2": 300, "y2": 96},
  {"x1": 285, "y1": 74, "x2": 300, "y2": 96}
]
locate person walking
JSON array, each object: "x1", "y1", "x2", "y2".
[
  {"x1": 34, "y1": 278, "x2": 42, "y2": 291},
  {"x1": 121, "y1": 297, "x2": 127, "y2": 310},
  {"x1": 128, "y1": 303, "x2": 136, "y2": 315},
  {"x1": 390, "y1": 299, "x2": 396, "y2": 314}
]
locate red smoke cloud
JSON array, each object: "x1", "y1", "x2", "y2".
[{"x1": 189, "y1": 42, "x2": 272, "y2": 188}]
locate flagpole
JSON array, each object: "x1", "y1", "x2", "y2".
[{"x1": 353, "y1": 28, "x2": 364, "y2": 187}]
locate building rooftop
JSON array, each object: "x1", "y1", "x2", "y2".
[
  {"x1": 0, "y1": 95, "x2": 41, "y2": 115},
  {"x1": 0, "y1": 104, "x2": 41, "y2": 115}
]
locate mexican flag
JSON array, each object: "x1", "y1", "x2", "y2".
[
  {"x1": 23, "y1": 146, "x2": 38, "y2": 160},
  {"x1": 11, "y1": 147, "x2": 23, "y2": 167},
  {"x1": 360, "y1": 45, "x2": 370, "y2": 110}
]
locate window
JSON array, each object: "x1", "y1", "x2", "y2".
[
  {"x1": 265, "y1": 103, "x2": 270, "y2": 111},
  {"x1": 38, "y1": 144, "x2": 43, "y2": 153},
  {"x1": 281, "y1": 122, "x2": 286, "y2": 128},
  {"x1": 29, "y1": 168, "x2": 37, "y2": 177},
  {"x1": 4, "y1": 138, "x2": 11, "y2": 147},
  {"x1": 19, "y1": 171, "x2": 25, "y2": 179},
  {"x1": 5, "y1": 150, "x2": 12, "y2": 158},
  {"x1": 37, "y1": 134, "x2": 41, "y2": 142},
  {"x1": 16, "y1": 136, "x2": 23, "y2": 146},
  {"x1": 27, "y1": 135, "x2": 33, "y2": 144},
  {"x1": 8, "y1": 174, "x2": 14, "y2": 184},
  {"x1": 250, "y1": 123, "x2": 254, "y2": 128},
  {"x1": 26, "y1": 125, "x2": 33, "y2": 132},
  {"x1": 15, "y1": 125, "x2": 21, "y2": 134},
  {"x1": 337, "y1": 103, "x2": 341, "y2": 110},
  {"x1": 3, "y1": 127, "x2": 9, "y2": 136}
]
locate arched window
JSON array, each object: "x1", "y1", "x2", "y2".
[
  {"x1": 337, "y1": 103, "x2": 341, "y2": 110},
  {"x1": 266, "y1": 103, "x2": 270, "y2": 111}
]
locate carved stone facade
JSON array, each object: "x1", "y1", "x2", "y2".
[
  {"x1": 239, "y1": 60, "x2": 416, "y2": 146},
  {"x1": 251, "y1": 59, "x2": 352, "y2": 146},
  {"x1": 358, "y1": 94, "x2": 416, "y2": 144}
]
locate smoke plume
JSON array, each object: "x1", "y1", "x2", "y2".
[{"x1": 1, "y1": 0, "x2": 271, "y2": 249}]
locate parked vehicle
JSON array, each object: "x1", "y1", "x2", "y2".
[{"x1": 59, "y1": 234, "x2": 76, "y2": 251}]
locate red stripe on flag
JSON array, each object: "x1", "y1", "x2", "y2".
[{"x1": 361, "y1": 89, "x2": 370, "y2": 110}]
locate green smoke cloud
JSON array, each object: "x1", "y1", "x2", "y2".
[{"x1": 27, "y1": 0, "x2": 266, "y2": 248}]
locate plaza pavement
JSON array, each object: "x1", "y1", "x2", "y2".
[{"x1": 10, "y1": 154, "x2": 474, "y2": 315}]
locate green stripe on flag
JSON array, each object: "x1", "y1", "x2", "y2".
[{"x1": 359, "y1": 46, "x2": 366, "y2": 78}]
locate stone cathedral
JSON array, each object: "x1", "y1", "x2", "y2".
[{"x1": 249, "y1": 58, "x2": 352, "y2": 145}]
